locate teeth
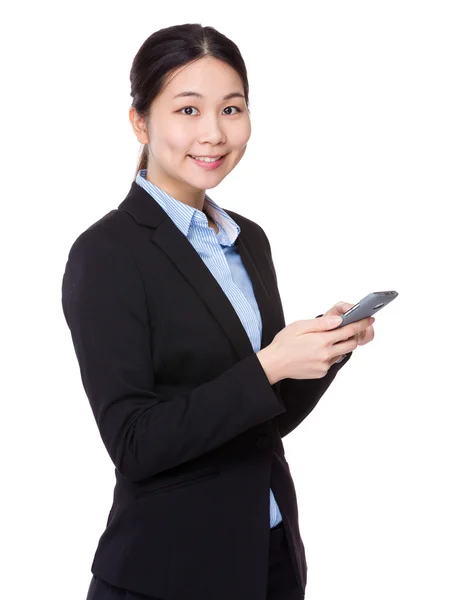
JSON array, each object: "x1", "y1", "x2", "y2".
[{"x1": 191, "y1": 156, "x2": 222, "y2": 163}]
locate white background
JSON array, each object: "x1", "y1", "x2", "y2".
[{"x1": 2, "y1": 1, "x2": 460, "y2": 599}]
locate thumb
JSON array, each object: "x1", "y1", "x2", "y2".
[{"x1": 298, "y1": 314, "x2": 343, "y2": 333}]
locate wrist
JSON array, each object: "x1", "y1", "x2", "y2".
[{"x1": 256, "y1": 343, "x2": 285, "y2": 385}]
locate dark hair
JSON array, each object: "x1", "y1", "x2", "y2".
[{"x1": 130, "y1": 23, "x2": 250, "y2": 179}]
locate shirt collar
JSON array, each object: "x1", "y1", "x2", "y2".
[{"x1": 135, "y1": 169, "x2": 241, "y2": 245}]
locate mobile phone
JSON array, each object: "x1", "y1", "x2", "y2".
[{"x1": 333, "y1": 291, "x2": 399, "y2": 328}]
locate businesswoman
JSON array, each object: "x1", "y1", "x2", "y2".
[{"x1": 61, "y1": 23, "x2": 375, "y2": 600}]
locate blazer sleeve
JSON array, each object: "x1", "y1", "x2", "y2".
[
  {"x1": 257, "y1": 226, "x2": 352, "y2": 439},
  {"x1": 61, "y1": 228, "x2": 287, "y2": 483}
]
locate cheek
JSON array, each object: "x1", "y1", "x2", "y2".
[
  {"x1": 232, "y1": 145, "x2": 247, "y2": 167},
  {"x1": 231, "y1": 119, "x2": 251, "y2": 149},
  {"x1": 154, "y1": 123, "x2": 194, "y2": 154},
  {"x1": 231, "y1": 122, "x2": 251, "y2": 162}
]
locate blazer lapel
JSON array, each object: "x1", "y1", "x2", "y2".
[
  {"x1": 118, "y1": 181, "x2": 281, "y2": 361},
  {"x1": 235, "y1": 233, "x2": 282, "y2": 352}
]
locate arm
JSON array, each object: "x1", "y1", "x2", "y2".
[
  {"x1": 274, "y1": 350, "x2": 352, "y2": 438},
  {"x1": 257, "y1": 226, "x2": 352, "y2": 439},
  {"x1": 61, "y1": 228, "x2": 287, "y2": 482}
]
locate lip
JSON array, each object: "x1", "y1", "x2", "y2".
[
  {"x1": 188, "y1": 154, "x2": 227, "y2": 171},
  {"x1": 190, "y1": 154, "x2": 223, "y2": 158}
]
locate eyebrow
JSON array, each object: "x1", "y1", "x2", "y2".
[{"x1": 172, "y1": 91, "x2": 245, "y2": 101}]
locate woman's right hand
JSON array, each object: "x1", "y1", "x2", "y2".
[{"x1": 259, "y1": 315, "x2": 375, "y2": 383}]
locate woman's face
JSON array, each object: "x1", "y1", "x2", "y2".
[{"x1": 130, "y1": 56, "x2": 251, "y2": 206}]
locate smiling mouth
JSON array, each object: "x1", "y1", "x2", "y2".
[{"x1": 188, "y1": 154, "x2": 227, "y2": 160}]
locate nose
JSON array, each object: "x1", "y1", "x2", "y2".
[{"x1": 197, "y1": 114, "x2": 227, "y2": 146}]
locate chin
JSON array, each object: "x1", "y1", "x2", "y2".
[{"x1": 186, "y1": 170, "x2": 229, "y2": 190}]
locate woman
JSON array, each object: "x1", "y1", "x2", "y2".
[{"x1": 61, "y1": 23, "x2": 375, "y2": 600}]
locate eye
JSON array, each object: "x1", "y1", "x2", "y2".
[
  {"x1": 179, "y1": 106, "x2": 199, "y2": 116},
  {"x1": 178, "y1": 106, "x2": 242, "y2": 116},
  {"x1": 223, "y1": 106, "x2": 242, "y2": 115}
]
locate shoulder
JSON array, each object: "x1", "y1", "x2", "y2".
[{"x1": 64, "y1": 208, "x2": 138, "y2": 262}]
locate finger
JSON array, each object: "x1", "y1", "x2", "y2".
[
  {"x1": 357, "y1": 323, "x2": 375, "y2": 346},
  {"x1": 333, "y1": 301, "x2": 355, "y2": 314},
  {"x1": 329, "y1": 335, "x2": 360, "y2": 362},
  {"x1": 361, "y1": 325, "x2": 375, "y2": 346},
  {"x1": 299, "y1": 315, "x2": 346, "y2": 333},
  {"x1": 346, "y1": 332, "x2": 361, "y2": 345},
  {"x1": 324, "y1": 302, "x2": 354, "y2": 318},
  {"x1": 329, "y1": 316, "x2": 375, "y2": 344},
  {"x1": 310, "y1": 315, "x2": 342, "y2": 333}
]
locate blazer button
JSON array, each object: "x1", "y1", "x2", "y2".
[{"x1": 256, "y1": 435, "x2": 270, "y2": 450}]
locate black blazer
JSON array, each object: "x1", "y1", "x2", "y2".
[{"x1": 61, "y1": 181, "x2": 351, "y2": 600}]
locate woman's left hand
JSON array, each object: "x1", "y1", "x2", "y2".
[{"x1": 323, "y1": 301, "x2": 375, "y2": 346}]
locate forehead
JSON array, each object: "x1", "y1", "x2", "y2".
[{"x1": 162, "y1": 56, "x2": 244, "y2": 99}]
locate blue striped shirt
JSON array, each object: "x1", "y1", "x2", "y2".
[{"x1": 135, "y1": 169, "x2": 283, "y2": 529}]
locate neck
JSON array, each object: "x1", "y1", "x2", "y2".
[{"x1": 145, "y1": 165, "x2": 206, "y2": 210}]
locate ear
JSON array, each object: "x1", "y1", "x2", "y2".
[{"x1": 128, "y1": 106, "x2": 149, "y2": 145}]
